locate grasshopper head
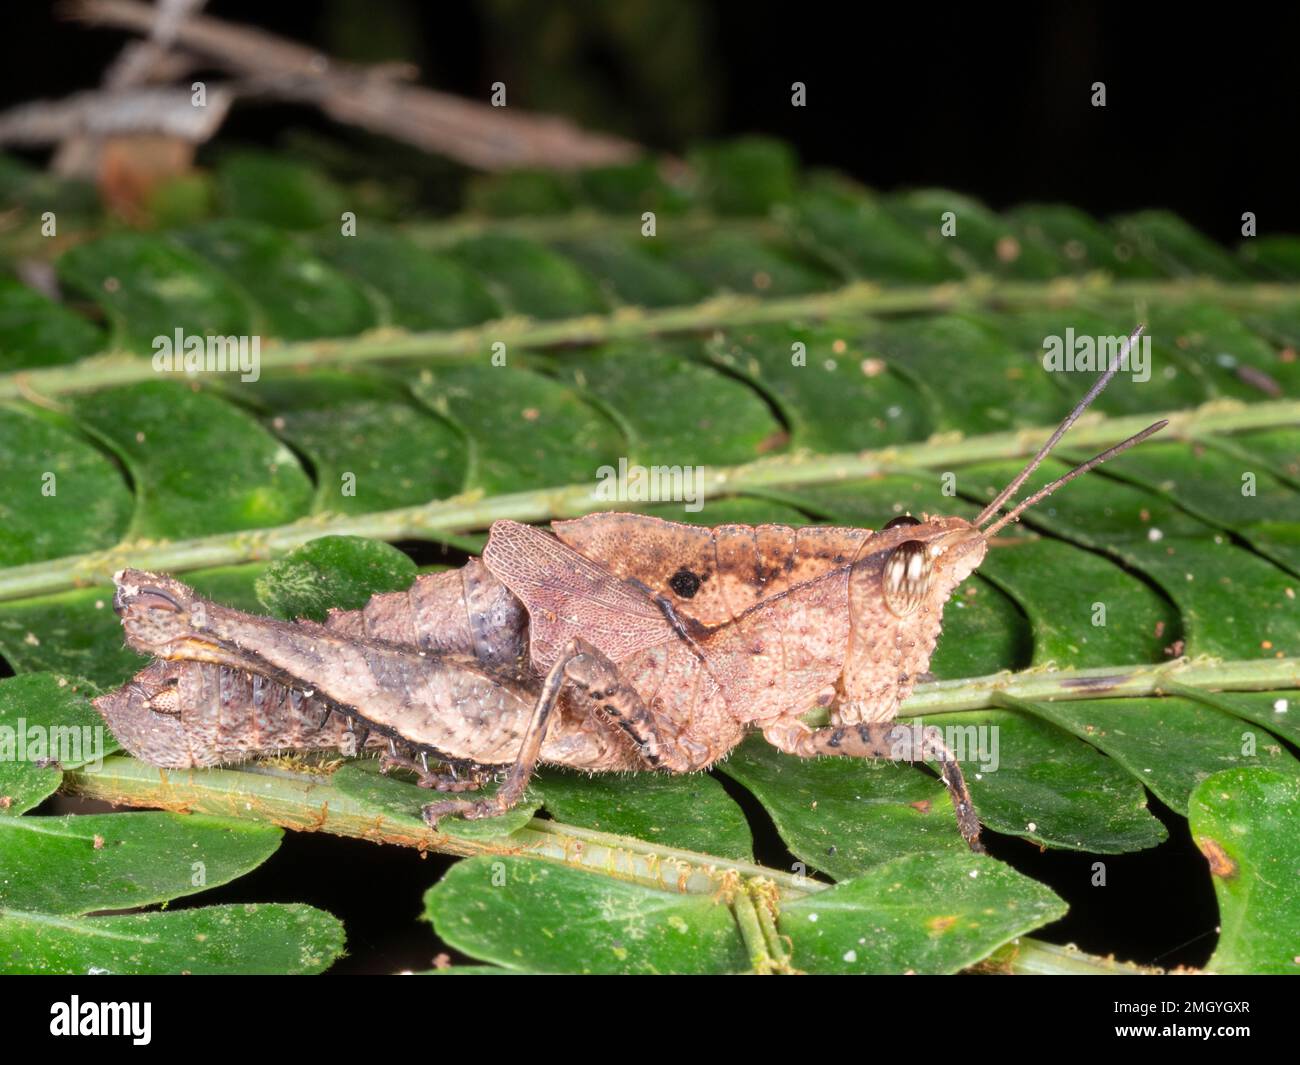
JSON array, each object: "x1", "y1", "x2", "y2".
[
  {"x1": 842, "y1": 514, "x2": 989, "y2": 723},
  {"x1": 112, "y1": 568, "x2": 219, "y2": 661}
]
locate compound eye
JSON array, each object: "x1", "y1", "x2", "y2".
[
  {"x1": 882, "y1": 539, "x2": 931, "y2": 617},
  {"x1": 882, "y1": 514, "x2": 921, "y2": 530},
  {"x1": 146, "y1": 684, "x2": 181, "y2": 717}
]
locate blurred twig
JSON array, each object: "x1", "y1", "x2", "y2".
[
  {"x1": 49, "y1": 0, "x2": 209, "y2": 178},
  {"x1": 65, "y1": 0, "x2": 645, "y2": 170},
  {"x1": 0, "y1": 85, "x2": 229, "y2": 147}
]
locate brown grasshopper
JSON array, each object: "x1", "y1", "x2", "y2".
[{"x1": 95, "y1": 328, "x2": 1163, "y2": 853}]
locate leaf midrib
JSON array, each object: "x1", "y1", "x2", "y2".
[
  {"x1": 6, "y1": 277, "x2": 1300, "y2": 402},
  {"x1": 2, "y1": 399, "x2": 1296, "y2": 603}
]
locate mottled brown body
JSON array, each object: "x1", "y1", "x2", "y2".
[
  {"x1": 97, "y1": 515, "x2": 988, "y2": 845},
  {"x1": 95, "y1": 328, "x2": 1163, "y2": 851}
]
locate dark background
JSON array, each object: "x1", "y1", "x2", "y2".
[
  {"x1": 4, "y1": 2, "x2": 1283, "y2": 972},
  {"x1": 3, "y1": 2, "x2": 1298, "y2": 244}
]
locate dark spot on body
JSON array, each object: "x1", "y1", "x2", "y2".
[{"x1": 669, "y1": 568, "x2": 702, "y2": 598}]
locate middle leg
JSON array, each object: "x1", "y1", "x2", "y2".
[
  {"x1": 421, "y1": 637, "x2": 684, "y2": 826},
  {"x1": 379, "y1": 745, "x2": 495, "y2": 793},
  {"x1": 764, "y1": 720, "x2": 983, "y2": 852}
]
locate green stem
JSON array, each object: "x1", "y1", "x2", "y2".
[
  {"x1": 7, "y1": 278, "x2": 1300, "y2": 401},
  {"x1": 401, "y1": 212, "x2": 784, "y2": 249},
  {"x1": 731, "y1": 884, "x2": 777, "y2": 975},
  {"x1": 0, "y1": 212, "x2": 781, "y2": 264},
  {"x1": 62, "y1": 754, "x2": 810, "y2": 895},
  {"x1": 2, "y1": 398, "x2": 1297, "y2": 602},
  {"x1": 908, "y1": 656, "x2": 1299, "y2": 715},
  {"x1": 747, "y1": 878, "x2": 799, "y2": 974},
  {"x1": 59, "y1": 754, "x2": 1140, "y2": 975}
]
